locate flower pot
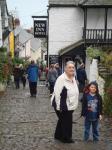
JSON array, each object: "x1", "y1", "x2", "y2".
[{"x1": 0, "y1": 82, "x2": 6, "y2": 92}]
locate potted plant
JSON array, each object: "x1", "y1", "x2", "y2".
[
  {"x1": 86, "y1": 47, "x2": 102, "y2": 63},
  {"x1": 0, "y1": 47, "x2": 8, "y2": 93}
]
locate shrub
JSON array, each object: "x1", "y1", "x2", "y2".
[
  {"x1": 0, "y1": 47, "x2": 8, "y2": 83},
  {"x1": 103, "y1": 76, "x2": 112, "y2": 117}
]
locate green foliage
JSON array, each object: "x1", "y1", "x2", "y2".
[
  {"x1": 0, "y1": 47, "x2": 7, "y2": 53},
  {"x1": 102, "y1": 53, "x2": 112, "y2": 70},
  {"x1": 12, "y1": 57, "x2": 24, "y2": 65},
  {"x1": 87, "y1": 47, "x2": 112, "y2": 69},
  {"x1": 37, "y1": 59, "x2": 46, "y2": 69},
  {"x1": 0, "y1": 47, "x2": 8, "y2": 83},
  {"x1": 86, "y1": 47, "x2": 102, "y2": 60},
  {"x1": 87, "y1": 46, "x2": 112, "y2": 116},
  {"x1": 103, "y1": 76, "x2": 112, "y2": 117}
]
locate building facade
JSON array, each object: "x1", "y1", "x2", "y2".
[
  {"x1": 0, "y1": 0, "x2": 9, "y2": 47},
  {"x1": 48, "y1": 0, "x2": 112, "y2": 68}
]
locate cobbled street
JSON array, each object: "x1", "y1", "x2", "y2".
[{"x1": 0, "y1": 84, "x2": 111, "y2": 150}]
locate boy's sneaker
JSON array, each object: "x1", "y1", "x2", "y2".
[
  {"x1": 93, "y1": 139, "x2": 99, "y2": 143},
  {"x1": 84, "y1": 139, "x2": 90, "y2": 143}
]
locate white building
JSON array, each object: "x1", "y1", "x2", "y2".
[
  {"x1": 30, "y1": 38, "x2": 42, "y2": 62},
  {"x1": 14, "y1": 26, "x2": 43, "y2": 62},
  {"x1": 0, "y1": 4, "x2": 2, "y2": 47},
  {"x1": 0, "y1": 0, "x2": 9, "y2": 47},
  {"x1": 48, "y1": 0, "x2": 112, "y2": 67}
]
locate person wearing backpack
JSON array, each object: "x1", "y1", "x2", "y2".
[
  {"x1": 77, "y1": 63, "x2": 87, "y2": 92},
  {"x1": 27, "y1": 60, "x2": 38, "y2": 97}
]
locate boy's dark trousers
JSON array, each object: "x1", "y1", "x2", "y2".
[
  {"x1": 84, "y1": 118, "x2": 99, "y2": 141},
  {"x1": 55, "y1": 110, "x2": 73, "y2": 141},
  {"x1": 29, "y1": 82, "x2": 37, "y2": 96}
]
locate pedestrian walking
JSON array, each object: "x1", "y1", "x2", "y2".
[
  {"x1": 13, "y1": 64, "x2": 21, "y2": 89},
  {"x1": 55, "y1": 63, "x2": 62, "y2": 77},
  {"x1": 51, "y1": 61, "x2": 79, "y2": 143},
  {"x1": 20, "y1": 64, "x2": 26, "y2": 89},
  {"x1": 81, "y1": 81, "x2": 103, "y2": 142},
  {"x1": 45, "y1": 67, "x2": 49, "y2": 87},
  {"x1": 27, "y1": 60, "x2": 38, "y2": 97},
  {"x1": 48, "y1": 64, "x2": 58, "y2": 95},
  {"x1": 77, "y1": 63, "x2": 87, "y2": 92}
]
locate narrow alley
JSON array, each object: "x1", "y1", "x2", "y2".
[{"x1": 0, "y1": 84, "x2": 111, "y2": 150}]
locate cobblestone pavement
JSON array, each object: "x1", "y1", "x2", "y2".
[{"x1": 0, "y1": 84, "x2": 111, "y2": 150}]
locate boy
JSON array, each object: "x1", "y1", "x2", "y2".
[{"x1": 81, "y1": 81, "x2": 103, "y2": 142}]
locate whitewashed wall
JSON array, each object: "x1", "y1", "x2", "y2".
[
  {"x1": 19, "y1": 40, "x2": 31, "y2": 58},
  {"x1": 88, "y1": 59, "x2": 105, "y2": 96},
  {"x1": 85, "y1": 57, "x2": 91, "y2": 80},
  {"x1": 30, "y1": 47, "x2": 41, "y2": 62},
  {"x1": 4, "y1": 7, "x2": 8, "y2": 28},
  {"x1": 89, "y1": 59, "x2": 99, "y2": 82},
  {"x1": 87, "y1": 8, "x2": 112, "y2": 29},
  {"x1": 49, "y1": 7, "x2": 84, "y2": 55},
  {"x1": 0, "y1": 6, "x2": 2, "y2": 47},
  {"x1": 107, "y1": 8, "x2": 112, "y2": 29},
  {"x1": 3, "y1": 36, "x2": 9, "y2": 52},
  {"x1": 87, "y1": 8, "x2": 105, "y2": 29}
]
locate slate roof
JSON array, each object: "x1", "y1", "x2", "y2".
[
  {"x1": 30, "y1": 38, "x2": 41, "y2": 51},
  {"x1": 59, "y1": 40, "x2": 84, "y2": 56},
  {"x1": 83, "y1": 0, "x2": 112, "y2": 5},
  {"x1": 14, "y1": 27, "x2": 41, "y2": 51},
  {"x1": 19, "y1": 29, "x2": 33, "y2": 45},
  {"x1": 49, "y1": 0, "x2": 112, "y2": 6},
  {"x1": 49, "y1": 0, "x2": 81, "y2": 5}
]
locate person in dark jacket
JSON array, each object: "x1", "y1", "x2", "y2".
[
  {"x1": 20, "y1": 64, "x2": 26, "y2": 89},
  {"x1": 77, "y1": 63, "x2": 87, "y2": 92},
  {"x1": 81, "y1": 81, "x2": 103, "y2": 142},
  {"x1": 55, "y1": 63, "x2": 62, "y2": 77},
  {"x1": 48, "y1": 64, "x2": 58, "y2": 95},
  {"x1": 13, "y1": 64, "x2": 21, "y2": 89},
  {"x1": 27, "y1": 60, "x2": 38, "y2": 97}
]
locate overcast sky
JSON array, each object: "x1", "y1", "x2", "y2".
[{"x1": 7, "y1": 0, "x2": 48, "y2": 28}]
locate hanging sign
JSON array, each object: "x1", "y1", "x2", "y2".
[{"x1": 34, "y1": 20, "x2": 47, "y2": 38}]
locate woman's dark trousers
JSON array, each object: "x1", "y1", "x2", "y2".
[
  {"x1": 49, "y1": 82, "x2": 55, "y2": 94},
  {"x1": 14, "y1": 78, "x2": 20, "y2": 89},
  {"x1": 55, "y1": 110, "x2": 73, "y2": 141},
  {"x1": 29, "y1": 82, "x2": 37, "y2": 96},
  {"x1": 21, "y1": 77, "x2": 26, "y2": 88}
]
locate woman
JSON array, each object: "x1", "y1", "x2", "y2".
[
  {"x1": 19, "y1": 64, "x2": 26, "y2": 89},
  {"x1": 13, "y1": 64, "x2": 21, "y2": 89},
  {"x1": 48, "y1": 64, "x2": 58, "y2": 95},
  {"x1": 51, "y1": 61, "x2": 79, "y2": 143}
]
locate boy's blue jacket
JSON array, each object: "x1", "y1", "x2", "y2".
[
  {"x1": 81, "y1": 93, "x2": 103, "y2": 119},
  {"x1": 27, "y1": 64, "x2": 38, "y2": 82}
]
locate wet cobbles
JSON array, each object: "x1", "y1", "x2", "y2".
[{"x1": 0, "y1": 85, "x2": 111, "y2": 150}]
